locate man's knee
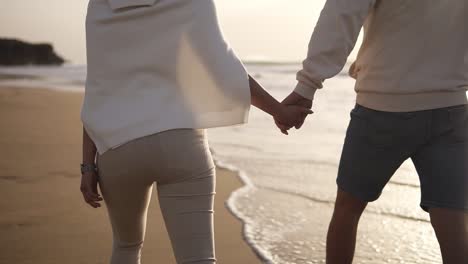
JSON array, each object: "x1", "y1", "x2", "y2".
[
  {"x1": 429, "y1": 207, "x2": 468, "y2": 234},
  {"x1": 333, "y1": 189, "x2": 368, "y2": 220},
  {"x1": 429, "y1": 207, "x2": 467, "y2": 225}
]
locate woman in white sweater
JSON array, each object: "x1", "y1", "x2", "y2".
[{"x1": 79, "y1": 1, "x2": 311, "y2": 263}]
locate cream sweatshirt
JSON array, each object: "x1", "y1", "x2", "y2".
[{"x1": 294, "y1": 0, "x2": 468, "y2": 112}]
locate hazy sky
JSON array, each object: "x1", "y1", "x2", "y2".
[{"x1": 0, "y1": 0, "x2": 359, "y2": 64}]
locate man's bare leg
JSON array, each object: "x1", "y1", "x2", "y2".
[
  {"x1": 326, "y1": 189, "x2": 368, "y2": 264},
  {"x1": 429, "y1": 207, "x2": 468, "y2": 264}
]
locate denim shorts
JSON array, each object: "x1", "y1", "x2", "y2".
[{"x1": 337, "y1": 104, "x2": 468, "y2": 212}]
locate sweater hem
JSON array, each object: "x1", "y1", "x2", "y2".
[
  {"x1": 356, "y1": 91, "x2": 468, "y2": 112},
  {"x1": 93, "y1": 108, "x2": 250, "y2": 154}
]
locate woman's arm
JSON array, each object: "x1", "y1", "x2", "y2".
[
  {"x1": 82, "y1": 127, "x2": 97, "y2": 165},
  {"x1": 249, "y1": 75, "x2": 312, "y2": 131},
  {"x1": 80, "y1": 127, "x2": 102, "y2": 208}
]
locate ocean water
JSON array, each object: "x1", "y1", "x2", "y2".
[
  {"x1": 209, "y1": 64, "x2": 443, "y2": 264},
  {"x1": 0, "y1": 64, "x2": 445, "y2": 263}
]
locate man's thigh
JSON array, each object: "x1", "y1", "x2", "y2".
[
  {"x1": 337, "y1": 105, "x2": 426, "y2": 202},
  {"x1": 412, "y1": 105, "x2": 468, "y2": 212}
]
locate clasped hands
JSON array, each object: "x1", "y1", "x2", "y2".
[{"x1": 274, "y1": 92, "x2": 313, "y2": 135}]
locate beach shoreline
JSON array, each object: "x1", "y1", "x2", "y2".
[
  {"x1": 1, "y1": 65, "x2": 448, "y2": 263},
  {"x1": 0, "y1": 86, "x2": 261, "y2": 264}
]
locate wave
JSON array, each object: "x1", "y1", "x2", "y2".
[
  {"x1": 211, "y1": 145, "x2": 430, "y2": 264},
  {"x1": 213, "y1": 155, "x2": 275, "y2": 264}
]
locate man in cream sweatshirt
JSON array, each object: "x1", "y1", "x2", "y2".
[{"x1": 277, "y1": 0, "x2": 468, "y2": 263}]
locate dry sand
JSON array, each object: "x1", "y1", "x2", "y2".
[{"x1": 0, "y1": 87, "x2": 261, "y2": 264}]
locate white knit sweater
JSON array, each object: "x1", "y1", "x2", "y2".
[{"x1": 82, "y1": 0, "x2": 251, "y2": 154}]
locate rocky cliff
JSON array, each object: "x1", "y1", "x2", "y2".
[{"x1": 0, "y1": 38, "x2": 65, "y2": 66}]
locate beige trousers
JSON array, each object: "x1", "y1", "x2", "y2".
[{"x1": 97, "y1": 129, "x2": 216, "y2": 264}]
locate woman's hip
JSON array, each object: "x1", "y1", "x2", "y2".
[{"x1": 97, "y1": 129, "x2": 214, "y2": 185}]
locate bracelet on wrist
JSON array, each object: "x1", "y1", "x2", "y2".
[{"x1": 80, "y1": 163, "x2": 97, "y2": 174}]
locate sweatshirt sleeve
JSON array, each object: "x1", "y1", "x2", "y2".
[{"x1": 294, "y1": 0, "x2": 376, "y2": 100}]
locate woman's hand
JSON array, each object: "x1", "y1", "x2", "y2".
[
  {"x1": 275, "y1": 92, "x2": 314, "y2": 134},
  {"x1": 81, "y1": 127, "x2": 101, "y2": 208},
  {"x1": 80, "y1": 171, "x2": 103, "y2": 208},
  {"x1": 247, "y1": 75, "x2": 313, "y2": 133},
  {"x1": 274, "y1": 105, "x2": 313, "y2": 134}
]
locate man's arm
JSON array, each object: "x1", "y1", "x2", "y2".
[
  {"x1": 294, "y1": 0, "x2": 376, "y2": 100},
  {"x1": 275, "y1": 0, "x2": 375, "y2": 133}
]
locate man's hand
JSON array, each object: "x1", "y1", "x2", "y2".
[
  {"x1": 275, "y1": 104, "x2": 313, "y2": 130},
  {"x1": 275, "y1": 92, "x2": 313, "y2": 134}
]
